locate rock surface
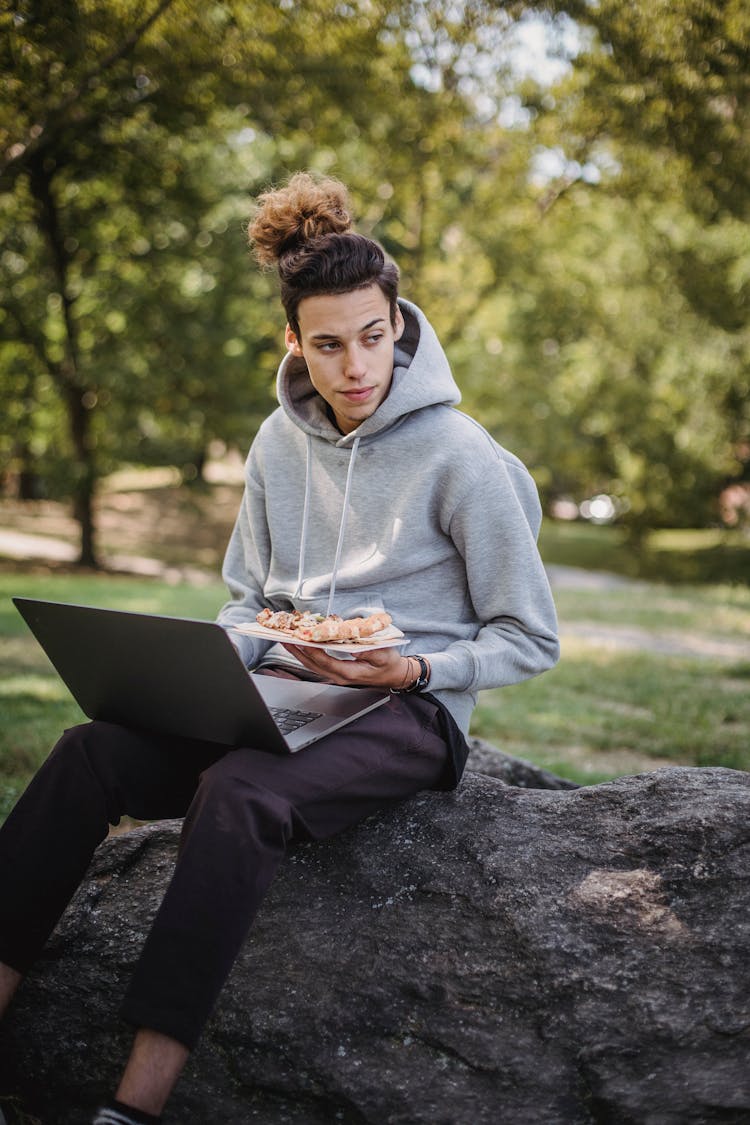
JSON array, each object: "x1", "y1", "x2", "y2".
[
  {"x1": 465, "y1": 736, "x2": 580, "y2": 789},
  {"x1": 2, "y1": 766, "x2": 750, "y2": 1124}
]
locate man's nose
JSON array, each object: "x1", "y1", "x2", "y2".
[{"x1": 343, "y1": 346, "x2": 366, "y2": 378}]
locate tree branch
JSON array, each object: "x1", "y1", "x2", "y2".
[
  {"x1": 536, "y1": 173, "x2": 582, "y2": 217},
  {"x1": 1, "y1": 0, "x2": 178, "y2": 181}
]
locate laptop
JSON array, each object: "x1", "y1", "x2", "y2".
[{"x1": 12, "y1": 597, "x2": 388, "y2": 753}]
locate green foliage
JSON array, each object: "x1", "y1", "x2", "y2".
[
  {"x1": 451, "y1": 185, "x2": 749, "y2": 530},
  {"x1": 520, "y1": 0, "x2": 750, "y2": 526},
  {"x1": 549, "y1": 0, "x2": 750, "y2": 221},
  {"x1": 1, "y1": 0, "x2": 748, "y2": 554},
  {"x1": 1, "y1": 0, "x2": 493, "y2": 557}
]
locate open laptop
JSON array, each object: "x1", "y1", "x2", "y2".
[{"x1": 13, "y1": 597, "x2": 388, "y2": 753}]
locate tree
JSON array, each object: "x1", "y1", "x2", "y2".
[
  {"x1": 530, "y1": 0, "x2": 750, "y2": 523},
  {"x1": 1, "y1": 0, "x2": 501, "y2": 563},
  {"x1": 429, "y1": 0, "x2": 750, "y2": 533},
  {"x1": 543, "y1": 0, "x2": 750, "y2": 221},
  {"x1": 5, "y1": 0, "x2": 747, "y2": 557}
]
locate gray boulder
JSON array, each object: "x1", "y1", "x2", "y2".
[
  {"x1": 465, "y1": 736, "x2": 580, "y2": 789},
  {"x1": 1, "y1": 766, "x2": 749, "y2": 1124}
]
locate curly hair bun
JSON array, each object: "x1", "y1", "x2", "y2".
[{"x1": 249, "y1": 172, "x2": 354, "y2": 266}]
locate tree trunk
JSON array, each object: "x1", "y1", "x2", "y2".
[
  {"x1": 64, "y1": 384, "x2": 98, "y2": 568},
  {"x1": 28, "y1": 157, "x2": 100, "y2": 567},
  {"x1": 17, "y1": 459, "x2": 45, "y2": 501}
]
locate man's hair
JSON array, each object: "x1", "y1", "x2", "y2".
[{"x1": 248, "y1": 172, "x2": 400, "y2": 333}]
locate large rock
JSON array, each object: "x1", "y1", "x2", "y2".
[
  {"x1": 465, "y1": 736, "x2": 580, "y2": 789},
  {"x1": 2, "y1": 766, "x2": 750, "y2": 1124}
]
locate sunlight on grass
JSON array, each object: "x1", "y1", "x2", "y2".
[
  {"x1": 540, "y1": 520, "x2": 750, "y2": 584},
  {"x1": 0, "y1": 573, "x2": 227, "y2": 820},
  {"x1": 552, "y1": 584, "x2": 750, "y2": 640},
  {"x1": 0, "y1": 674, "x2": 71, "y2": 700},
  {"x1": 471, "y1": 643, "x2": 750, "y2": 785},
  {"x1": 0, "y1": 573, "x2": 227, "y2": 636},
  {"x1": 647, "y1": 528, "x2": 731, "y2": 551}
]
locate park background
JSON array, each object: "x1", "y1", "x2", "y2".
[{"x1": 1, "y1": 0, "x2": 749, "y2": 820}]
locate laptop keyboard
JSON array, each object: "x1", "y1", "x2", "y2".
[{"x1": 268, "y1": 706, "x2": 323, "y2": 735}]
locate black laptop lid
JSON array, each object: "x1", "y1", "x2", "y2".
[{"x1": 12, "y1": 597, "x2": 288, "y2": 750}]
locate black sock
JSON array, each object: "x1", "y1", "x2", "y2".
[{"x1": 91, "y1": 1099, "x2": 162, "y2": 1125}]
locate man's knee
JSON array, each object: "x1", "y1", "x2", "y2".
[
  {"x1": 46, "y1": 721, "x2": 107, "y2": 781},
  {"x1": 51, "y1": 720, "x2": 132, "y2": 782},
  {"x1": 44, "y1": 721, "x2": 132, "y2": 821},
  {"x1": 190, "y1": 752, "x2": 296, "y2": 846}
]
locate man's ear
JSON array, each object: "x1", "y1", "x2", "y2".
[
  {"x1": 393, "y1": 307, "x2": 405, "y2": 342},
  {"x1": 285, "y1": 324, "x2": 304, "y2": 356}
]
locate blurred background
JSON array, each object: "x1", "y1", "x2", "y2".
[{"x1": 1, "y1": 0, "x2": 748, "y2": 801}]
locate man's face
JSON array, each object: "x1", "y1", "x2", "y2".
[{"x1": 285, "y1": 285, "x2": 404, "y2": 435}]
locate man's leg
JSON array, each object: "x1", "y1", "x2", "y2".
[
  {"x1": 115, "y1": 1030, "x2": 189, "y2": 1117},
  {"x1": 0, "y1": 721, "x2": 226, "y2": 983},
  {"x1": 0, "y1": 721, "x2": 227, "y2": 1123},
  {"x1": 2, "y1": 693, "x2": 449, "y2": 1120},
  {"x1": 110, "y1": 690, "x2": 449, "y2": 1119},
  {"x1": 0, "y1": 963, "x2": 21, "y2": 1020}
]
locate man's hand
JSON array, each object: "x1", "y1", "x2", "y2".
[{"x1": 283, "y1": 643, "x2": 415, "y2": 691}]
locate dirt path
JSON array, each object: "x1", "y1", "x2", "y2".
[{"x1": 0, "y1": 526, "x2": 217, "y2": 586}]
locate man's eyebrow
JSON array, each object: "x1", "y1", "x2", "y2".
[{"x1": 309, "y1": 317, "x2": 386, "y2": 340}]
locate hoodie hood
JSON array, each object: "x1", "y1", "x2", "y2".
[{"x1": 276, "y1": 298, "x2": 461, "y2": 445}]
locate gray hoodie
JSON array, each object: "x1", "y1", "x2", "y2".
[{"x1": 218, "y1": 299, "x2": 559, "y2": 736}]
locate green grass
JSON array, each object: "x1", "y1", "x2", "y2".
[
  {"x1": 0, "y1": 572, "x2": 227, "y2": 636},
  {"x1": 471, "y1": 641, "x2": 750, "y2": 785},
  {"x1": 539, "y1": 520, "x2": 750, "y2": 585},
  {"x1": 1, "y1": 567, "x2": 749, "y2": 815},
  {"x1": 548, "y1": 581, "x2": 750, "y2": 638},
  {"x1": 470, "y1": 576, "x2": 750, "y2": 785}
]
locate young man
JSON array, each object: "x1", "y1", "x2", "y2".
[{"x1": 0, "y1": 173, "x2": 559, "y2": 1122}]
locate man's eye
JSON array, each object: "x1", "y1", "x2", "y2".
[
  {"x1": 318, "y1": 342, "x2": 340, "y2": 352},
  {"x1": 365, "y1": 334, "x2": 384, "y2": 345}
]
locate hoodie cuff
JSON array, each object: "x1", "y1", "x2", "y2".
[{"x1": 423, "y1": 646, "x2": 476, "y2": 693}]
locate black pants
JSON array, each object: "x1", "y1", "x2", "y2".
[{"x1": 0, "y1": 686, "x2": 450, "y2": 1049}]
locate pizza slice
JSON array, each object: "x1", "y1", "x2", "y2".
[{"x1": 255, "y1": 608, "x2": 392, "y2": 644}]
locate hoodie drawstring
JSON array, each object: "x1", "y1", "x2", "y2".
[
  {"x1": 294, "y1": 435, "x2": 361, "y2": 617},
  {"x1": 326, "y1": 435, "x2": 360, "y2": 616},
  {"x1": 293, "y1": 437, "x2": 313, "y2": 599}
]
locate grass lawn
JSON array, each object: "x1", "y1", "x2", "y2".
[
  {"x1": 472, "y1": 639, "x2": 750, "y2": 784},
  {"x1": 1, "y1": 565, "x2": 749, "y2": 820},
  {"x1": 539, "y1": 520, "x2": 750, "y2": 585},
  {"x1": 472, "y1": 574, "x2": 750, "y2": 784}
]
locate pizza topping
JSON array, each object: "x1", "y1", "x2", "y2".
[
  {"x1": 255, "y1": 608, "x2": 392, "y2": 644},
  {"x1": 256, "y1": 608, "x2": 325, "y2": 633}
]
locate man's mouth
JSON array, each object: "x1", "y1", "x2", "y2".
[{"x1": 341, "y1": 387, "x2": 374, "y2": 403}]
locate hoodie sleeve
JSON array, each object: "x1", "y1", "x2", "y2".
[
  {"x1": 427, "y1": 457, "x2": 560, "y2": 693},
  {"x1": 215, "y1": 444, "x2": 274, "y2": 668}
]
